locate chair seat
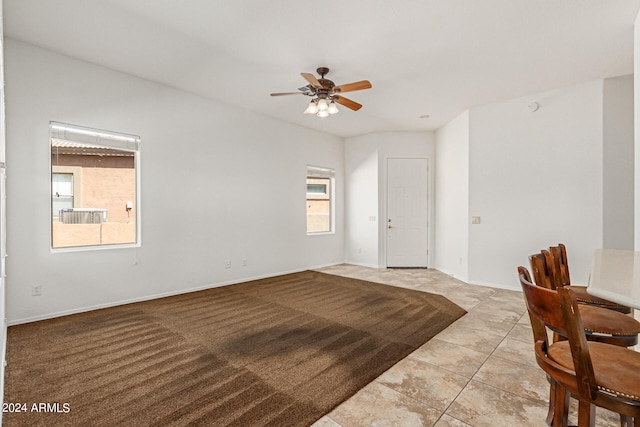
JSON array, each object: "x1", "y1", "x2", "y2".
[
  {"x1": 548, "y1": 341, "x2": 640, "y2": 401},
  {"x1": 567, "y1": 285, "x2": 631, "y2": 314},
  {"x1": 578, "y1": 304, "x2": 640, "y2": 336}
]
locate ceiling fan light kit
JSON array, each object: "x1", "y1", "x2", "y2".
[
  {"x1": 271, "y1": 67, "x2": 371, "y2": 118},
  {"x1": 304, "y1": 99, "x2": 339, "y2": 117}
]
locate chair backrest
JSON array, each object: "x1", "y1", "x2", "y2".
[
  {"x1": 549, "y1": 243, "x2": 571, "y2": 286},
  {"x1": 518, "y1": 266, "x2": 598, "y2": 401},
  {"x1": 519, "y1": 266, "x2": 565, "y2": 338},
  {"x1": 529, "y1": 251, "x2": 561, "y2": 290},
  {"x1": 543, "y1": 249, "x2": 564, "y2": 290}
]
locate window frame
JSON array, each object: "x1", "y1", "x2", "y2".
[
  {"x1": 49, "y1": 121, "x2": 141, "y2": 252},
  {"x1": 306, "y1": 165, "x2": 335, "y2": 235}
]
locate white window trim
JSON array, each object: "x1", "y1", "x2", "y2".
[{"x1": 306, "y1": 165, "x2": 335, "y2": 235}]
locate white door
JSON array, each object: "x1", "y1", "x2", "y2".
[{"x1": 386, "y1": 158, "x2": 429, "y2": 267}]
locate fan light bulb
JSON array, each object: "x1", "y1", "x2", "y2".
[
  {"x1": 304, "y1": 100, "x2": 318, "y2": 115},
  {"x1": 328, "y1": 101, "x2": 339, "y2": 115},
  {"x1": 317, "y1": 99, "x2": 329, "y2": 112},
  {"x1": 317, "y1": 109, "x2": 329, "y2": 118}
]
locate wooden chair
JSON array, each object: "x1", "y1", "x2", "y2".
[
  {"x1": 524, "y1": 259, "x2": 640, "y2": 425},
  {"x1": 549, "y1": 244, "x2": 631, "y2": 314},
  {"x1": 518, "y1": 266, "x2": 640, "y2": 427},
  {"x1": 529, "y1": 252, "x2": 640, "y2": 347}
]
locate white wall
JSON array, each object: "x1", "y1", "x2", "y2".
[
  {"x1": 467, "y1": 81, "x2": 605, "y2": 289},
  {"x1": 5, "y1": 39, "x2": 345, "y2": 323},
  {"x1": 344, "y1": 131, "x2": 435, "y2": 267},
  {"x1": 344, "y1": 142, "x2": 379, "y2": 267},
  {"x1": 635, "y1": 9, "x2": 640, "y2": 251},
  {"x1": 634, "y1": 8, "x2": 640, "y2": 330},
  {"x1": 434, "y1": 111, "x2": 470, "y2": 281},
  {"x1": 603, "y1": 75, "x2": 634, "y2": 250},
  {"x1": 0, "y1": 0, "x2": 7, "y2": 420}
]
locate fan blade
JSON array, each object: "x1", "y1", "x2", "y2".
[
  {"x1": 301, "y1": 72, "x2": 322, "y2": 88},
  {"x1": 334, "y1": 95, "x2": 362, "y2": 111},
  {"x1": 270, "y1": 92, "x2": 305, "y2": 96},
  {"x1": 333, "y1": 80, "x2": 372, "y2": 93}
]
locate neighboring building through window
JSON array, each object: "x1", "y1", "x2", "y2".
[
  {"x1": 306, "y1": 165, "x2": 334, "y2": 234},
  {"x1": 50, "y1": 122, "x2": 140, "y2": 250}
]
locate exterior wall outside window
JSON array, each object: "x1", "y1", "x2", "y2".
[
  {"x1": 51, "y1": 142, "x2": 137, "y2": 249},
  {"x1": 306, "y1": 177, "x2": 331, "y2": 233}
]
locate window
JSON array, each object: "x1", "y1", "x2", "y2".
[
  {"x1": 306, "y1": 183, "x2": 327, "y2": 194},
  {"x1": 50, "y1": 122, "x2": 140, "y2": 250},
  {"x1": 306, "y1": 165, "x2": 334, "y2": 234},
  {"x1": 51, "y1": 172, "x2": 74, "y2": 217}
]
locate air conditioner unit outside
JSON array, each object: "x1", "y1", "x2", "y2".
[{"x1": 59, "y1": 208, "x2": 108, "y2": 224}]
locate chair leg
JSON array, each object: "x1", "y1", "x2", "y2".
[
  {"x1": 577, "y1": 400, "x2": 595, "y2": 427},
  {"x1": 620, "y1": 414, "x2": 629, "y2": 427},
  {"x1": 552, "y1": 385, "x2": 569, "y2": 427},
  {"x1": 547, "y1": 379, "x2": 556, "y2": 426},
  {"x1": 620, "y1": 415, "x2": 637, "y2": 427}
]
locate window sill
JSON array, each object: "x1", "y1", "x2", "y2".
[
  {"x1": 51, "y1": 242, "x2": 140, "y2": 254},
  {"x1": 307, "y1": 231, "x2": 335, "y2": 236}
]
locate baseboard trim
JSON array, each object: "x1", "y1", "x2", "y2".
[
  {"x1": 342, "y1": 261, "x2": 383, "y2": 269},
  {"x1": 8, "y1": 263, "x2": 344, "y2": 326},
  {"x1": 467, "y1": 279, "x2": 520, "y2": 292}
]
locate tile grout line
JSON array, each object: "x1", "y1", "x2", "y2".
[{"x1": 432, "y1": 309, "x2": 530, "y2": 426}]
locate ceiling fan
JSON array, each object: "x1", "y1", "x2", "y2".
[{"x1": 270, "y1": 67, "x2": 372, "y2": 117}]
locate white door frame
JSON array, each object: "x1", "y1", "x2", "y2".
[{"x1": 384, "y1": 157, "x2": 431, "y2": 268}]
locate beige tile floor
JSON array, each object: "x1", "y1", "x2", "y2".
[{"x1": 310, "y1": 264, "x2": 622, "y2": 427}]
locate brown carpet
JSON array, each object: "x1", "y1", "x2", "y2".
[{"x1": 4, "y1": 270, "x2": 466, "y2": 426}]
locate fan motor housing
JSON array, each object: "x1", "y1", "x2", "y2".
[
  {"x1": 316, "y1": 67, "x2": 335, "y2": 89},
  {"x1": 318, "y1": 79, "x2": 334, "y2": 89}
]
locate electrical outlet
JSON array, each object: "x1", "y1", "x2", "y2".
[
  {"x1": 225, "y1": 260, "x2": 231, "y2": 269},
  {"x1": 32, "y1": 285, "x2": 42, "y2": 296},
  {"x1": 242, "y1": 259, "x2": 247, "y2": 267}
]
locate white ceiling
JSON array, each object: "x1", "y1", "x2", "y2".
[{"x1": 4, "y1": 0, "x2": 640, "y2": 137}]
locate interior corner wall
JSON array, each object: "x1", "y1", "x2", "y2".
[
  {"x1": 434, "y1": 110, "x2": 470, "y2": 282},
  {"x1": 344, "y1": 137, "x2": 379, "y2": 268},
  {"x1": 603, "y1": 75, "x2": 634, "y2": 250},
  {"x1": 4, "y1": 39, "x2": 345, "y2": 324},
  {"x1": 634, "y1": 8, "x2": 640, "y2": 327},
  {"x1": 0, "y1": 0, "x2": 7, "y2": 420},
  {"x1": 344, "y1": 131, "x2": 435, "y2": 268},
  {"x1": 467, "y1": 80, "x2": 605, "y2": 290},
  {"x1": 635, "y1": 9, "x2": 640, "y2": 251}
]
